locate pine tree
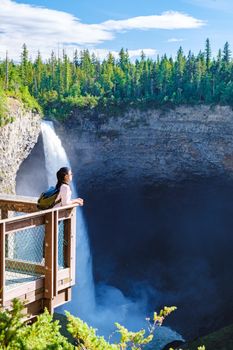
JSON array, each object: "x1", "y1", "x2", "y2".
[
  {"x1": 4, "y1": 51, "x2": 9, "y2": 90},
  {"x1": 223, "y1": 41, "x2": 231, "y2": 63},
  {"x1": 20, "y1": 43, "x2": 31, "y2": 86},
  {"x1": 73, "y1": 49, "x2": 79, "y2": 68},
  {"x1": 63, "y1": 50, "x2": 71, "y2": 93},
  {"x1": 33, "y1": 51, "x2": 43, "y2": 94},
  {"x1": 205, "y1": 38, "x2": 211, "y2": 70}
]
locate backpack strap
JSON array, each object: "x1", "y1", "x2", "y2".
[{"x1": 54, "y1": 198, "x2": 62, "y2": 207}]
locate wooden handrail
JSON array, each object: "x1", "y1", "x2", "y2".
[
  {"x1": 0, "y1": 203, "x2": 79, "y2": 224},
  {"x1": 0, "y1": 195, "x2": 77, "y2": 314},
  {"x1": 0, "y1": 194, "x2": 38, "y2": 216}
]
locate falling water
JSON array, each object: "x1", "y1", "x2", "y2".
[
  {"x1": 41, "y1": 120, "x2": 184, "y2": 349},
  {"x1": 41, "y1": 121, "x2": 96, "y2": 316}
]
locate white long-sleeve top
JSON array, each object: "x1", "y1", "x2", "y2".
[{"x1": 54, "y1": 183, "x2": 72, "y2": 207}]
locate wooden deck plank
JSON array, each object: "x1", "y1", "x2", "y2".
[
  {"x1": 5, "y1": 275, "x2": 44, "y2": 301},
  {"x1": 5, "y1": 270, "x2": 44, "y2": 291}
]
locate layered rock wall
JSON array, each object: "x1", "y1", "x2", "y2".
[
  {"x1": 0, "y1": 98, "x2": 41, "y2": 194},
  {"x1": 54, "y1": 105, "x2": 233, "y2": 189}
]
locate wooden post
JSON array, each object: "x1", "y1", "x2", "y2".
[
  {"x1": 64, "y1": 219, "x2": 70, "y2": 268},
  {"x1": 70, "y1": 207, "x2": 76, "y2": 286},
  {"x1": 1, "y1": 209, "x2": 10, "y2": 260},
  {"x1": 0, "y1": 223, "x2": 5, "y2": 306},
  {"x1": 44, "y1": 212, "x2": 54, "y2": 312},
  {"x1": 53, "y1": 210, "x2": 58, "y2": 297},
  {"x1": 1, "y1": 209, "x2": 8, "y2": 220}
]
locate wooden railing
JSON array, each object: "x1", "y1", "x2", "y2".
[{"x1": 0, "y1": 194, "x2": 77, "y2": 318}]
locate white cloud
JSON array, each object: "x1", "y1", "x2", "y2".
[
  {"x1": 0, "y1": 0, "x2": 205, "y2": 60},
  {"x1": 0, "y1": 0, "x2": 112, "y2": 60},
  {"x1": 167, "y1": 38, "x2": 185, "y2": 43},
  {"x1": 101, "y1": 11, "x2": 205, "y2": 31}
]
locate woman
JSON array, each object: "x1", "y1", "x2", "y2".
[
  {"x1": 54, "y1": 167, "x2": 83, "y2": 207},
  {"x1": 53, "y1": 167, "x2": 82, "y2": 268}
]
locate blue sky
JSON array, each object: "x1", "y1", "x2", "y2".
[{"x1": 0, "y1": 0, "x2": 232, "y2": 61}]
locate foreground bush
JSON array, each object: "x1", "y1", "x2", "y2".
[
  {"x1": 0, "y1": 299, "x2": 204, "y2": 350},
  {"x1": 0, "y1": 299, "x2": 73, "y2": 349}
]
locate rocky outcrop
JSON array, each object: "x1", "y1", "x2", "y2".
[
  {"x1": 0, "y1": 98, "x2": 41, "y2": 194},
  {"x1": 54, "y1": 105, "x2": 233, "y2": 190}
]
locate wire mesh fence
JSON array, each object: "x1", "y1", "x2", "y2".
[
  {"x1": 9, "y1": 225, "x2": 45, "y2": 263},
  {"x1": 5, "y1": 224, "x2": 45, "y2": 290},
  {"x1": 5, "y1": 219, "x2": 66, "y2": 290},
  {"x1": 58, "y1": 220, "x2": 65, "y2": 269}
]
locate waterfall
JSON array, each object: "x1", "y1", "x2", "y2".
[
  {"x1": 41, "y1": 120, "x2": 184, "y2": 349},
  {"x1": 41, "y1": 121, "x2": 96, "y2": 316}
]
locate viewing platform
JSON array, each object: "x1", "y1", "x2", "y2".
[{"x1": 0, "y1": 194, "x2": 77, "y2": 319}]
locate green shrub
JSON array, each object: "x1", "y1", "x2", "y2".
[
  {"x1": 0, "y1": 88, "x2": 12, "y2": 126},
  {"x1": 6, "y1": 87, "x2": 42, "y2": 115},
  {"x1": 0, "y1": 299, "x2": 74, "y2": 350},
  {"x1": 0, "y1": 300, "x2": 205, "y2": 350},
  {"x1": 61, "y1": 95, "x2": 99, "y2": 109},
  {"x1": 43, "y1": 95, "x2": 99, "y2": 121},
  {"x1": 66, "y1": 306, "x2": 177, "y2": 350}
]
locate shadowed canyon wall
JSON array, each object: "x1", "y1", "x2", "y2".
[{"x1": 54, "y1": 105, "x2": 233, "y2": 190}]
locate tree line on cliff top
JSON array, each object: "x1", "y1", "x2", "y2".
[{"x1": 0, "y1": 38, "x2": 232, "y2": 122}]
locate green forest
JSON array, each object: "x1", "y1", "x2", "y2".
[{"x1": 0, "y1": 38, "x2": 232, "y2": 124}]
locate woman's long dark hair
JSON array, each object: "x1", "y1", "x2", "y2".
[{"x1": 56, "y1": 167, "x2": 70, "y2": 190}]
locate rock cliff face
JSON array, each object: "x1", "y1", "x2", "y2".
[
  {"x1": 0, "y1": 98, "x2": 41, "y2": 194},
  {"x1": 54, "y1": 105, "x2": 233, "y2": 189}
]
